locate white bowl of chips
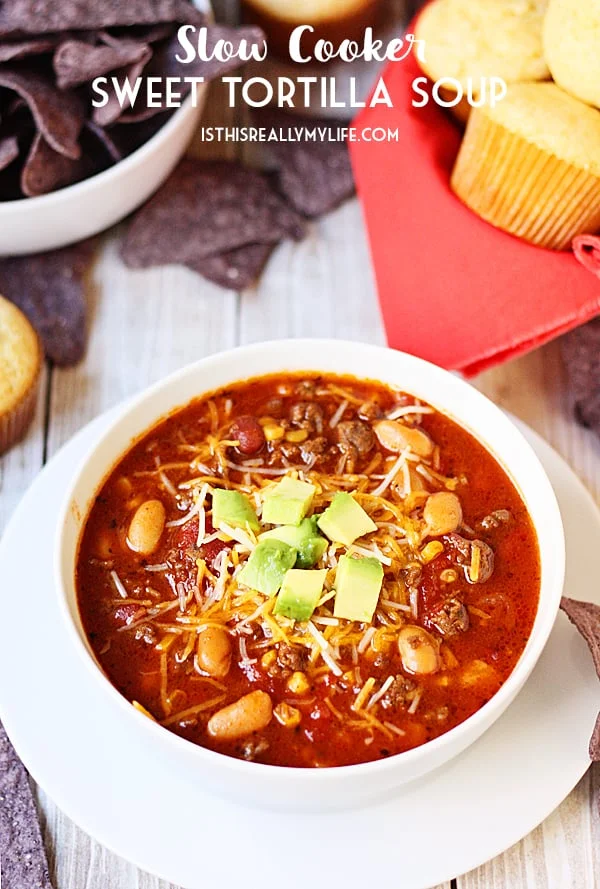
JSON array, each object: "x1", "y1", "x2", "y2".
[
  {"x1": 0, "y1": 99, "x2": 205, "y2": 256},
  {"x1": 0, "y1": 0, "x2": 262, "y2": 256}
]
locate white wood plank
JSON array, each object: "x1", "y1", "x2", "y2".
[
  {"x1": 238, "y1": 198, "x2": 386, "y2": 345},
  {"x1": 0, "y1": 366, "x2": 48, "y2": 535}
]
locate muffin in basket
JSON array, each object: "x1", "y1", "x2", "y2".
[
  {"x1": 544, "y1": 0, "x2": 600, "y2": 109},
  {"x1": 451, "y1": 82, "x2": 600, "y2": 250},
  {"x1": 415, "y1": 0, "x2": 549, "y2": 121}
]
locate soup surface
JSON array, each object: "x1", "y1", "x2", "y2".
[{"x1": 76, "y1": 373, "x2": 540, "y2": 768}]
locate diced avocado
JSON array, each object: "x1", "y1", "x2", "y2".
[
  {"x1": 274, "y1": 568, "x2": 328, "y2": 622},
  {"x1": 317, "y1": 492, "x2": 377, "y2": 546},
  {"x1": 238, "y1": 540, "x2": 297, "y2": 596},
  {"x1": 261, "y1": 477, "x2": 315, "y2": 526},
  {"x1": 333, "y1": 554, "x2": 384, "y2": 623},
  {"x1": 212, "y1": 489, "x2": 259, "y2": 533},
  {"x1": 259, "y1": 516, "x2": 327, "y2": 568}
]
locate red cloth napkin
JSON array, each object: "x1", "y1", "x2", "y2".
[{"x1": 349, "y1": 52, "x2": 600, "y2": 376}]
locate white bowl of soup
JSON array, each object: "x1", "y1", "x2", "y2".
[{"x1": 55, "y1": 340, "x2": 564, "y2": 809}]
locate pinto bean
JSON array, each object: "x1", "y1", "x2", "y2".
[
  {"x1": 374, "y1": 420, "x2": 434, "y2": 457},
  {"x1": 207, "y1": 690, "x2": 273, "y2": 741},
  {"x1": 197, "y1": 627, "x2": 231, "y2": 677},
  {"x1": 423, "y1": 492, "x2": 463, "y2": 536},
  {"x1": 398, "y1": 626, "x2": 440, "y2": 675},
  {"x1": 127, "y1": 499, "x2": 166, "y2": 555},
  {"x1": 231, "y1": 416, "x2": 265, "y2": 455}
]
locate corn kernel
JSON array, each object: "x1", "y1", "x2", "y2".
[
  {"x1": 420, "y1": 541, "x2": 444, "y2": 564},
  {"x1": 440, "y1": 568, "x2": 458, "y2": 583},
  {"x1": 287, "y1": 671, "x2": 310, "y2": 694},
  {"x1": 285, "y1": 428, "x2": 309, "y2": 443},
  {"x1": 264, "y1": 425, "x2": 285, "y2": 441},
  {"x1": 258, "y1": 416, "x2": 277, "y2": 426},
  {"x1": 261, "y1": 650, "x2": 277, "y2": 669},
  {"x1": 274, "y1": 702, "x2": 301, "y2": 728}
]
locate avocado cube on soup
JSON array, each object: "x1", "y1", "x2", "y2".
[
  {"x1": 238, "y1": 539, "x2": 297, "y2": 596},
  {"x1": 317, "y1": 492, "x2": 377, "y2": 546},
  {"x1": 333, "y1": 554, "x2": 383, "y2": 623},
  {"x1": 274, "y1": 568, "x2": 328, "y2": 621},
  {"x1": 212, "y1": 489, "x2": 259, "y2": 532},
  {"x1": 261, "y1": 476, "x2": 316, "y2": 526},
  {"x1": 259, "y1": 516, "x2": 327, "y2": 568}
]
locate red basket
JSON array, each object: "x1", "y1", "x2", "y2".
[{"x1": 350, "y1": 43, "x2": 600, "y2": 375}]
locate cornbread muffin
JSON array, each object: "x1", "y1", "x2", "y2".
[
  {"x1": 450, "y1": 83, "x2": 600, "y2": 250},
  {"x1": 0, "y1": 296, "x2": 42, "y2": 454},
  {"x1": 544, "y1": 0, "x2": 600, "y2": 108},
  {"x1": 415, "y1": 0, "x2": 550, "y2": 121}
]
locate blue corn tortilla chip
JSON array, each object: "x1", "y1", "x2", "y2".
[
  {"x1": 191, "y1": 243, "x2": 273, "y2": 291},
  {"x1": 122, "y1": 159, "x2": 305, "y2": 271},
  {"x1": 91, "y1": 47, "x2": 153, "y2": 126},
  {"x1": 113, "y1": 25, "x2": 265, "y2": 123},
  {"x1": 0, "y1": 68, "x2": 84, "y2": 158},
  {"x1": 20, "y1": 132, "x2": 89, "y2": 196},
  {"x1": 0, "y1": 0, "x2": 204, "y2": 34},
  {"x1": 0, "y1": 134, "x2": 19, "y2": 170},
  {"x1": 254, "y1": 108, "x2": 355, "y2": 218},
  {"x1": 53, "y1": 37, "x2": 152, "y2": 89},
  {"x1": 0, "y1": 35, "x2": 58, "y2": 61},
  {"x1": 561, "y1": 319, "x2": 600, "y2": 440},
  {"x1": 560, "y1": 596, "x2": 600, "y2": 760},
  {"x1": 0, "y1": 239, "x2": 96, "y2": 365},
  {"x1": 84, "y1": 120, "x2": 122, "y2": 163},
  {"x1": 0, "y1": 722, "x2": 53, "y2": 889}
]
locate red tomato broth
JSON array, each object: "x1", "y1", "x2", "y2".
[{"x1": 76, "y1": 373, "x2": 540, "y2": 768}]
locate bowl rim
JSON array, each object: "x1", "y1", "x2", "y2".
[{"x1": 55, "y1": 339, "x2": 566, "y2": 782}]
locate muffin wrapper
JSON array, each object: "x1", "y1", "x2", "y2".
[
  {"x1": 451, "y1": 110, "x2": 600, "y2": 250},
  {"x1": 0, "y1": 365, "x2": 41, "y2": 455}
]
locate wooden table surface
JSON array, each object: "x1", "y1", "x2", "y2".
[{"x1": 1, "y1": 4, "x2": 600, "y2": 887}]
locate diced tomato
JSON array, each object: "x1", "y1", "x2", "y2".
[
  {"x1": 173, "y1": 514, "x2": 231, "y2": 569},
  {"x1": 419, "y1": 555, "x2": 449, "y2": 614}
]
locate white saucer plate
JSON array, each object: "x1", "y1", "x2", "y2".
[{"x1": 0, "y1": 411, "x2": 598, "y2": 889}]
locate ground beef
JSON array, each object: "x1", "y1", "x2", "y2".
[
  {"x1": 290, "y1": 401, "x2": 324, "y2": 434},
  {"x1": 239, "y1": 738, "x2": 270, "y2": 761},
  {"x1": 428, "y1": 597, "x2": 469, "y2": 636},
  {"x1": 277, "y1": 645, "x2": 307, "y2": 672},
  {"x1": 335, "y1": 420, "x2": 375, "y2": 455},
  {"x1": 279, "y1": 442, "x2": 301, "y2": 461},
  {"x1": 479, "y1": 509, "x2": 511, "y2": 531},
  {"x1": 358, "y1": 401, "x2": 381, "y2": 421},
  {"x1": 445, "y1": 533, "x2": 495, "y2": 583},
  {"x1": 300, "y1": 436, "x2": 328, "y2": 462},
  {"x1": 380, "y1": 675, "x2": 416, "y2": 710}
]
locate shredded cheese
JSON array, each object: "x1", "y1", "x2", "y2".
[
  {"x1": 329, "y1": 399, "x2": 348, "y2": 429},
  {"x1": 371, "y1": 449, "x2": 411, "y2": 497},
  {"x1": 353, "y1": 677, "x2": 376, "y2": 712},
  {"x1": 366, "y1": 675, "x2": 395, "y2": 710},
  {"x1": 387, "y1": 404, "x2": 434, "y2": 420},
  {"x1": 110, "y1": 570, "x2": 128, "y2": 599}
]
